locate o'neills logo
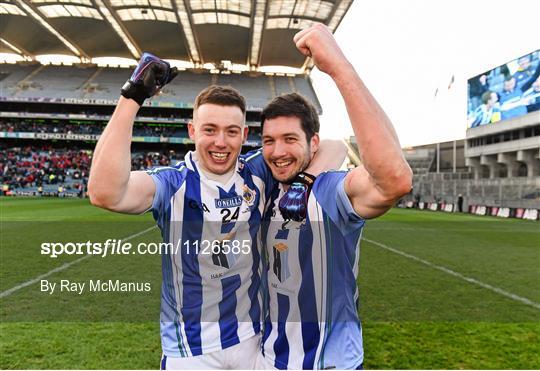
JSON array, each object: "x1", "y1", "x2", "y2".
[{"x1": 215, "y1": 196, "x2": 243, "y2": 209}]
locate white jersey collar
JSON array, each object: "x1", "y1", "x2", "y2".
[{"x1": 184, "y1": 151, "x2": 240, "y2": 185}]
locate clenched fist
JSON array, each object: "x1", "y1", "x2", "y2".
[
  {"x1": 121, "y1": 52, "x2": 178, "y2": 106},
  {"x1": 293, "y1": 23, "x2": 351, "y2": 78}
]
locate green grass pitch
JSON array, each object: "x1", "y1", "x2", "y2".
[{"x1": 1, "y1": 197, "x2": 539, "y2": 369}]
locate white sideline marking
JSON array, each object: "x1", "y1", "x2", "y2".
[
  {"x1": 363, "y1": 237, "x2": 540, "y2": 310},
  {"x1": 0, "y1": 226, "x2": 157, "y2": 299}
]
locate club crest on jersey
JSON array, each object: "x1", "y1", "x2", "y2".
[
  {"x1": 215, "y1": 196, "x2": 243, "y2": 209},
  {"x1": 242, "y1": 185, "x2": 256, "y2": 207}
]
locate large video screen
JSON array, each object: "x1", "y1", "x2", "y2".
[{"x1": 467, "y1": 49, "x2": 540, "y2": 128}]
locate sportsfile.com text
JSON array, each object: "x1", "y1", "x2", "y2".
[{"x1": 40, "y1": 239, "x2": 252, "y2": 258}]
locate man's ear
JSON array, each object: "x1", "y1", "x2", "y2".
[
  {"x1": 188, "y1": 121, "x2": 196, "y2": 140},
  {"x1": 242, "y1": 125, "x2": 249, "y2": 144},
  {"x1": 310, "y1": 133, "x2": 320, "y2": 155}
]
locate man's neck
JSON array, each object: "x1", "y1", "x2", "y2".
[{"x1": 192, "y1": 151, "x2": 235, "y2": 183}]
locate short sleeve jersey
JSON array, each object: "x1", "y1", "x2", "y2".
[
  {"x1": 261, "y1": 171, "x2": 366, "y2": 370},
  {"x1": 148, "y1": 150, "x2": 274, "y2": 357}
]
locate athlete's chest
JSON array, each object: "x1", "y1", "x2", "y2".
[
  {"x1": 174, "y1": 173, "x2": 263, "y2": 222},
  {"x1": 171, "y1": 174, "x2": 264, "y2": 276},
  {"x1": 264, "y1": 195, "x2": 326, "y2": 289}
]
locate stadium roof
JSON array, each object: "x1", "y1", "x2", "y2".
[{"x1": 0, "y1": 0, "x2": 353, "y2": 73}]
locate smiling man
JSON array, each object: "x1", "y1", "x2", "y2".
[
  {"x1": 87, "y1": 53, "x2": 344, "y2": 369},
  {"x1": 256, "y1": 24, "x2": 413, "y2": 370},
  {"x1": 262, "y1": 101, "x2": 319, "y2": 184},
  {"x1": 90, "y1": 82, "x2": 273, "y2": 369},
  {"x1": 188, "y1": 91, "x2": 247, "y2": 175}
]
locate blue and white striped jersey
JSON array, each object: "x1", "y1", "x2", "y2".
[
  {"x1": 148, "y1": 150, "x2": 273, "y2": 357},
  {"x1": 261, "y1": 171, "x2": 365, "y2": 370}
]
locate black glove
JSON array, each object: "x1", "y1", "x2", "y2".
[
  {"x1": 121, "y1": 52, "x2": 178, "y2": 106},
  {"x1": 278, "y1": 172, "x2": 316, "y2": 222}
]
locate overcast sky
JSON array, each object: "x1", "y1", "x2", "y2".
[{"x1": 311, "y1": 0, "x2": 540, "y2": 147}]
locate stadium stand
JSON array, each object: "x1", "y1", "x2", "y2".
[
  {"x1": 82, "y1": 67, "x2": 130, "y2": 100},
  {"x1": 399, "y1": 133, "x2": 539, "y2": 216},
  {"x1": 0, "y1": 143, "x2": 187, "y2": 196},
  {"x1": 294, "y1": 76, "x2": 321, "y2": 110},
  {"x1": 0, "y1": 63, "x2": 40, "y2": 96},
  {"x1": 0, "y1": 145, "x2": 91, "y2": 196},
  {"x1": 403, "y1": 148, "x2": 436, "y2": 176},
  {"x1": 0, "y1": 120, "x2": 189, "y2": 137},
  {"x1": 160, "y1": 70, "x2": 214, "y2": 105},
  {"x1": 2, "y1": 56, "x2": 537, "y2": 220},
  {"x1": 15, "y1": 65, "x2": 98, "y2": 99},
  {"x1": 346, "y1": 122, "x2": 539, "y2": 218},
  {"x1": 401, "y1": 49, "x2": 540, "y2": 217},
  {"x1": 0, "y1": 61, "x2": 323, "y2": 199},
  {"x1": 131, "y1": 150, "x2": 184, "y2": 171},
  {"x1": 1, "y1": 64, "x2": 321, "y2": 111},
  {"x1": 274, "y1": 76, "x2": 294, "y2": 96},
  {"x1": 215, "y1": 73, "x2": 273, "y2": 109}
]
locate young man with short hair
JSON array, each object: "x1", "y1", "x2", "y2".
[
  {"x1": 257, "y1": 24, "x2": 413, "y2": 369},
  {"x1": 90, "y1": 81, "x2": 271, "y2": 369}
]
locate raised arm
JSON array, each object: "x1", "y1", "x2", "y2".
[
  {"x1": 88, "y1": 54, "x2": 178, "y2": 214},
  {"x1": 88, "y1": 97, "x2": 155, "y2": 214},
  {"x1": 294, "y1": 24, "x2": 412, "y2": 219}
]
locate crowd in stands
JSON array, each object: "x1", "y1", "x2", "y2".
[
  {"x1": 1, "y1": 145, "x2": 91, "y2": 194},
  {"x1": 131, "y1": 150, "x2": 183, "y2": 170},
  {"x1": 135, "y1": 125, "x2": 183, "y2": 138},
  {"x1": 0, "y1": 145, "x2": 184, "y2": 196},
  {"x1": 468, "y1": 53, "x2": 540, "y2": 127},
  {"x1": 0, "y1": 121, "x2": 102, "y2": 135}
]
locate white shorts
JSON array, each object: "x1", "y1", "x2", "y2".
[
  {"x1": 161, "y1": 335, "x2": 261, "y2": 370},
  {"x1": 254, "y1": 351, "x2": 276, "y2": 370}
]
